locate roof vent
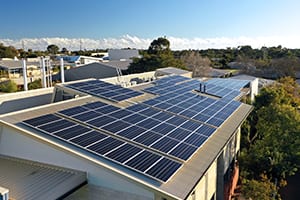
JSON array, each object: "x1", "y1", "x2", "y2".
[{"x1": 199, "y1": 83, "x2": 206, "y2": 93}]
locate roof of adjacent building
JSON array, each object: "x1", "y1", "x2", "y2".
[
  {"x1": 0, "y1": 88, "x2": 53, "y2": 114},
  {"x1": 108, "y1": 49, "x2": 139, "y2": 61},
  {"x1": 65, "y1": 184, "x2": 152, "y2": 200},
  {"x1": 155, "y1": 67, "x2": 192, "y2": 76},
  {"x1": 0, "y1": 155, "x2": 86, "y2": 200},
  {"x1": 0, "y1": 60, "x2": 39, "y2": 69},
  {"x1": 102, "y1": 60, "x2": 132, "y2": 70},
  {"x1": 230, "y1": 74, "x2": 258, "y2": 81},
  {"x1": 0, "y1": 75, "x2": 252, "y2": 199},
  {"x1": 53, "y1": 62, "x2": 119, "y2": 82}
]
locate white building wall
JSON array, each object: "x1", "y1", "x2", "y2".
[
  {"x1": 223, "y1": 132, "x2": 237, "y2": 174},
  {"x1": 186, "y1": 160, "x2": 217, "y2": 200},
  {"x1": 206, "y1": 160, "x2": 217, "y2": 199},
  {"x1": 103, "y1": 71, "x2": 156, "y2": 87},
  {"x1": 250, "y1": 78, "x2": 259, "y2": 102},
  {"x1": 108, "y1": 49, "x2": 139, "y2": 61},
  {"x1": 235, "y1": 127, "x2": 241, "y2": 154},
  {"x1": 82, "y1": 58, "x2": 100, "y2": 65},
  {"x1": 0, "y1": 126, "x2": 154, "y2": 199}
]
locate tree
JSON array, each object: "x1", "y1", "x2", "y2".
[
  {"x1": 0, "y1": 43, "x2": 18, "y2": 58},
  {"x1": 47, "y1": 44, "x2": 59, "y2": 54},
  {"x1": 127, "y1": 37, "x2": 185, "y2": 73},
  {"x1": 241, "y1": 174, "x2": 278, "y2": 200},
  {"x1": 240, "y1": 77, "x2": 300, "y2": 198},
  {"x1": 147, "y1": 37, "x2": 170, "y2": 54},
  {"x1": 0, "y1": 80, "x2": 18, "y2": 92},
  {"x1": 180, "y1": 50, "x2": 211, "y2": 77},
  {"x1": 61, "y1": 47, "x2": 69, "y2": 54},
  {"x1": 28, "y1": 79, "x2": 42, "y2": 90}
]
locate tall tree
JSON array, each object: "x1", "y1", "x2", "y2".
[
  {"x1": 0, "y1": 43, "x2": 18, "y2": 58},
  {"x1": 147, "y1": 37, "x2": 170, "y2": 54},
  {"x1": 240, "y1": 77, "x2": 300, "y2": 198},
  {"x1": 180, "y1": 50, "x2": 211, "y2": 77},
  {"x1": 127, "y1": 37, "x2": 185, "y2": 73},
  {"x1": 47, "y1": 44, "x2": 59, "y2": 54},
  {"x1": 61, "y1": 47, "x2": 69, "y2": 54}
]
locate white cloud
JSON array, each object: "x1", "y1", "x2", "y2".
[{"x1": 0, "y1": 35, "x2": 299, "y2": 51}]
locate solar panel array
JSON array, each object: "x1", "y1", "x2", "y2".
[
  {"x1": 142, "y1": 92, "x2": 241, "y2": 127},
  {"x1": 203, "y1": 78, "x2": 249, "y2": 99},
  {"x1": 66, "y1": 79, "x2": 143, "y2": 102},
  {"x1": 21, "y1": 75, "x2": 245, "y2": 183},
  {"x1": 23, "y1": 113, "x2": 181, "y2": 182},
  {"x1": 57, "y1": 101, "x2": 215, "y2": 161},
  {"x1": 205, "y1": 78, "x2": 250, "y2": 90},
  {"x1": 144, "y1": 75, "x2": 249, "y2": 100}
]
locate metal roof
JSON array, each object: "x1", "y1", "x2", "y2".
[
  {"x1": 53, "y1": 62, "x2": 119, "y2": 82},
  {"x1": 0, "y1": 75, "x2": 252, "y2": 199},
  {"x1": 0, "y1": 60, "x2": 39, "y2": 69},
  {"x1": 102, "y1": 60, "x2": 132, "y2": 70},
  {"x1": 0, "y1": 155, "x2": 86, "y2": 200},
  {"x1": 156, "y1": 67, "x2": 191, "y2": 76}
]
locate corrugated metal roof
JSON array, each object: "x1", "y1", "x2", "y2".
[
  {"x1": 65, "y1": 184, "x2": 152, "y2": 200},
  {"x1": 156, "y1": 67, "x2": 191, "y2": 76},
  {"x1": 102, "y1": 60, "x2": 132, "y2": 70},
  {"x1": 0, "y1": 155, "x2": 86, "y2": 200},
  {"x1": 53, "y1": 62, "x2": 119, "y2": 82},
  {"x1": 0, "y1": 60, "x2": 39, "y2": 69},
  {"x1": 0, "y1": 95, "x2": 252, "y2": 199},
  {"x1": 0, "y1": 75, "x2": 253, "y2": 199}
]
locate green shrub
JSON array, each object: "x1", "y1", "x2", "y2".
[{"x1": 0, "y1": 80, "x2": 18, "y2": 93}]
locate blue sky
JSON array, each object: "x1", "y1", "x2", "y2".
[{"x1": 1, "y1": 0, "x2": 300, "y2": 50}]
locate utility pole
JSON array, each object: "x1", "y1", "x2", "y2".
[
  {"x1": 22, "y1": 40, "x2": 25, "y2": 50},
  {"x1": 80, "y1": 39, "x2": 82, "y2": 51}
]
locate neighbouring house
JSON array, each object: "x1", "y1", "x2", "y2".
[
  {"x1": 53, "y1": 60, "x2": 135, "y2": 83},
  {"x1": 60, "y1": 56, "x2": 104, "y2": 67},
  {"x1": 108, "y1": 49, "x2": 140, "y2": 61},
  {"x1": 155, "y1": 67, "x2": 192, "y2": 78},
  {"x1": 0, "y1": 59, "x2": 41, "y2": 85},
  {"x1": 52, "y1": 62, "x2": 119, "y2": 82}
]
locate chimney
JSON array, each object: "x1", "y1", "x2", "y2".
[
  {"x1": 199, "y1": 83, "x2": 202, "y2": 92},
  {"x1": 22, "y1": 59, "x2": 28, "y2": 91},
  {"x1": 60, "y1": 58, "x2": 65, "y2": 83},
  {"x1": 203, "y1": 84, "x2": 206, "y2": 93}
]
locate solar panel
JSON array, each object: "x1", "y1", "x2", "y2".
[
  {"x1": 169, "y1": 143, "x2": 198, "y2": 160},
  {"x1": 196, "y1": 78, "x2": 250, "y2": 100},
  {"x1": 23, "y1": 114, "x2": 61, "y2": 127},
  {"x1": 21, "y1": 75, "x2": 247, "y2": 183},
  {"x1": 206, "y1": 78, "x2": 249, "y2": 90},
  {"x1": 22, "y1": 114, "x2": 182, "y2": 183},
  {"x1": 133, "y1": 131, "x2": 162, "y2": 146},
  {"x1": 117, "y1": 125, "x2": 147, "y2": 139},
  {"x1": 141, "y1": 88, "x2": 241, "y2": 127},
  {"x1": 72, "y1": 110, "x2": 100, "y2": 122},
  {"x1": 55, "y1": 101, "x2": 207, "y2": 161},
  {"x1": 66, "y1": 79, "x2": 144, "y2": 102},
  {"x1": 143, "y1": 75, "x2": 194, "y2": 95},
  {"x1": 145, "y1": 76, "x2": 248, "y2": 101},
  {"x1": 145, "y1": 157, "x2": 181, "y2": 182}
]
